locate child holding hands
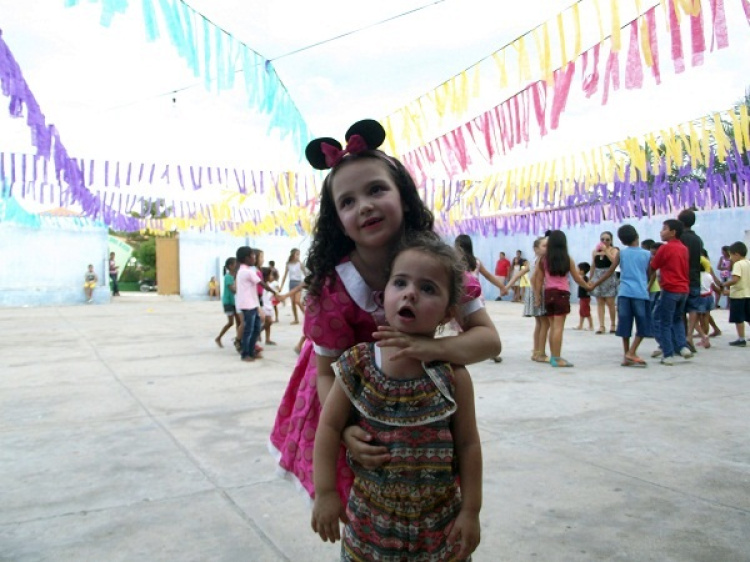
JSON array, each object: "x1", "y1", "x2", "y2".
[
  {"x1": 532, "y1": 230, "x2": 594, "y2": 367},
  {"x1": 312, "y1": 234, "x2": 481, "y2": 560}
]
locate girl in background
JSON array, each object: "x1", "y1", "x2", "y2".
[
  {"x1": 534, "y1": 230, "x2": 593, "y2": 367},
  {"x1": 454, "y1": 233, "x2": 506, "y2": 362},
  {"x1": 280, "y1": 248, "x2": 308, "y2": 325},
  {"x1": 716, "y1": 246, "x2": 732, "y2": 310},
  {"x1": 506, "y1": 237, "x2": 550, "y2": 362},
  {"x1": 261, "y1": 268, "x2": 279, "y2": 345},
  {"x1": 269, "y1": 119, "x2": 500, "y2": 505},
  {"x1": 591, "y1": 231, "x2": 619, "y2": 333}
]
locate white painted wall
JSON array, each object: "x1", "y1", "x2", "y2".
[{"x1": 0, "y1": 222, "x2": 110, "y2": 306}]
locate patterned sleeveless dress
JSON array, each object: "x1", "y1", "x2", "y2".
[
  {"x1": 333, "y1": 343, "x2": 468, "y2": 562},
  {"x1": 269, "y1": 259, "x2": 483, "y2": 506}
]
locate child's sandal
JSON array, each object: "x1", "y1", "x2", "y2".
[{"x1": 550, "y1": 356, "x2": 574, "y2": 368}]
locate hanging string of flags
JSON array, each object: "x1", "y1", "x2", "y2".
[
  {"x1": 394, "y1": 0, "x2": 745, "y2": 181},
  {"x1": 456, "y1": 102, "x2": 750, "y2": 213},
  {"x1": 64, "y1": 0, "x2": 313, "y2": 157}
]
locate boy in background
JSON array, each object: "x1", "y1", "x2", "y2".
[
  {"x1": 575, "y1": 262, "x2": 593, "y2": 330},
  {"x1": 609, "y1": 225, "x2": 652, "y2": 367},
  {"x1": 720, "y1": 242, "x2": 750, "y2": 347},
  {"x1": 649, "y1": 220, "x2": 691, "y2": 366}
]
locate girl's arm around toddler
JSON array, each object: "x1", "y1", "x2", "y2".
[
  {"x1": 448, "y1": 366, "x2": 482, "y2": 559},
  {"x1": 373, "y1": 308, "x2": 501, "y2": 366}
]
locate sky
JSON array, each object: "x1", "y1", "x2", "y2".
[{"x1": 1, "y1": 0, "x2": 749, "y2": 189}]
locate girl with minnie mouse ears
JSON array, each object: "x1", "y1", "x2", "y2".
[{"x1": 269, "y1": 119, "x2": 501, "y2": 507}]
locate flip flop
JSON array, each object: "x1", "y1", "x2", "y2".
[
  {"x1": 622, "y1": 357, "x2": 647, "y2": 368},
  {"x1": 550, "y1": 356, "x2": 574, "y2": 367},
  {"x1": 595, "y1": 328, "x2": 605, "y2": 335}
]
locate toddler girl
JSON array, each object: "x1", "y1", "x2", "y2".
[{"x1": 312, "y1": 233, "x2": 481, "y2": 561}]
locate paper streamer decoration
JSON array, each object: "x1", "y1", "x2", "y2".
[
  {"x1": 0, "y1": 30, "x2": 144, "y2": 231},
  {"x1": 65, "y1": 0, "x2": 313, "y2": 157},
  {"x1": 398, "y1": 0, "x2": 737, "y2": 184}
]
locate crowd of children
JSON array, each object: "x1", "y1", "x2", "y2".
[{"x1": 507, "y1": 211, "x2": 749, "y2": 369}]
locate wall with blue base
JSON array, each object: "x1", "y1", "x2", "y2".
[
  {"x1": 0, "y1": 222, "x2": 110, "y2": 307},
  {"x1": 469, "y1": 207, "x2": 750, "y2": 302}
]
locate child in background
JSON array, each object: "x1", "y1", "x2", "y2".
[
  {"x1": 604, "y1": 225, "x2": 653, "y2": 367},
  {"x1": 208, "y1": 276, "x2": 219, "y2": 299},
  {"x1": 312, "y1": 234, "x2": 482, "y2": 560},
  {"x1": 215, "y1": 257, "x2": 243, "y2": 350},
  {"x1": 716, "y1": 246, "x2": 732, "y2": 308},
  {"x1": 649, "y1": 220, "x2": 691, "y2": 366},
  {"x1": 720, "y1": 241, "x2": 750, "y2": 347},
  {"x1": 505, "y1": 237, "x2": 550, "y2": 362},
  {"x1": 261, "y1": 267, "x2": 278, "y2": 345},
  {"x1": 454, "y1": 234, "x2": 506, "y2": 363},
  {"x1": 269, "y1": 119, "x2": 500, "y2": 506},
  {"x1": 533, "y1": 230, "x2": 593, "y2": 368},
  {"x1": 575, "y1": 262, "x2": 593, "y2": 330},
  {"x1": 268, "y1": 269, "x2": 281, "y2": 323},
  {"x1": 235, "y1": 246, "x2": 263, "y2": 362},
  {"x1": 83, "y1": 264, "x2": 97, "y2": 304}
]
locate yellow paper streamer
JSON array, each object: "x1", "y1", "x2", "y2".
[
  {"x1": 593, "y1": 0, "x2": 606, "y2": 42},
  {"x1": 572, "y1": 3, "x2": 582, "y2": 60},
  {"x1": 712, "y1": 113, "x2": 729, "y2": 162},
  {"x1": 610, "y1": 0, "x2": 622, "y2": 52},
  {"x1": 514, "y1": 37, "x2": 531, "y2": 83},
  {"x1": 493, "y1": 51, "x2": 509, "y2": 89},
  {"x1": 557, "y1": 12, "x2": 568, "y2": 67}
]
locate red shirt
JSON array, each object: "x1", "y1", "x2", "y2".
[
  {"x1": 650, "y1": 238, "x2": 689, "y2": 293},
  {"x1": 495, "y1": 258, "x2": 511, "y2": 277}
]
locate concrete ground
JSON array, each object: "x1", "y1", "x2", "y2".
[{"x1": 1, "y1": 295, "x2": 748, "y2": 562}]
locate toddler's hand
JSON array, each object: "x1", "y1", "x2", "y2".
[
  {"x1": 447, "y1": 509, "x2": 481, "y2": 559},
  {"x1": 311, "y1": 491, "x2": 348, "y2": 543},
  {"x1": 342, "y1": 426, "x2": 390, "y2": 469}
]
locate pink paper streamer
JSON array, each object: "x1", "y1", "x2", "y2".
[
  {"x1": 668, "y1": 0, "x2": 685, "y2": 73},
  {"x1": 531, "y1": 80, "x2": 548, "y2": 137},
  {"x1": 646, "y1": 8, "x2": 662, "y2": 84},
  {"x1": 582, "y1": 45, "x2": 601, "y2": 98},
  {"x1": 550, "y1": 61, "x2": 575, "y2": 130},
  {"x1": 690, "y1": 4, "x2": 706, "y2": 66},
  {"x1": 709, "y1": 0, "x2": 729, "y2": 50},
  {"x1": 625, "y1": 22, "x2": 644, "y2": 89},
  {"x1": 601, "y1": 50, "x2": 620, "y2": 106}
]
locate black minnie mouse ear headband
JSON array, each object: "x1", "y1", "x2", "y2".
[{"x1": 305, "y1": 119, "x2": 387, "y2": 170}]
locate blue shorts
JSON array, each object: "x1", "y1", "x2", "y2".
[
  {"x1": 616, "y1": 296, "x2": 653, "y2": 338},
  {"x1": 685, "y1": 286, "x2": 702, "y2": 313},
  {"x1": 692, "y1": 294, "x2": 714, "y2": 314}
]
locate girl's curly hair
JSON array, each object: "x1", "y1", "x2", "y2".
[{"x1": 305, "y1": 151, "x2": 434, "y2": 297}]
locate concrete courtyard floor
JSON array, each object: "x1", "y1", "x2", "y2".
[{"x1": 1, "y1": 295, "x2": 749, "y2": 561}]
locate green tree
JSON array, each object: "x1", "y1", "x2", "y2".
[{"x1": 133, "y1": 238, "x2": 157, "y2": 281}]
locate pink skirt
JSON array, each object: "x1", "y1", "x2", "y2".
[{"x1": 269, "y1": 338, "x2": 354, "y2": 503}]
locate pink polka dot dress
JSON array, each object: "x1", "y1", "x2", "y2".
[{"x1": 269, "y1": 260, "x2": 386, "y2": 503}]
